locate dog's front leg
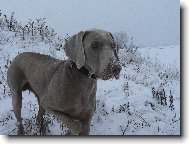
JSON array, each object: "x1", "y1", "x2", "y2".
[
  {"x1": 79, "y1": 117, "x2": 92, "y2": 135},
  {"x1": 46, "y1": 108, "x2": 82, "y2": 135}
]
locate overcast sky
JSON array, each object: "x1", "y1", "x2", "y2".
[{"x1": 0, "y1": 0, "x2": 179, "y2": 46}]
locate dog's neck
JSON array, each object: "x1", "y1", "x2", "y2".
[{"x1": 70, "y1": 61, "x2": 97, "y2": 79}]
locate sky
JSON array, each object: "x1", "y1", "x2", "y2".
[{"x1": 0, "y1": 0, "x2": 180, "y2": 46}]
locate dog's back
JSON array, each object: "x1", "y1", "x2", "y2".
[{"x1": 7, "y1": 52, "x2": 62, "y2": 96}]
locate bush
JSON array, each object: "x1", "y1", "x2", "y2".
[
  {"x1": 113, "y1": 32, "x2": 143, "y2": 66},
  {"x1": 0, "y1": 10, "x2": 64, "y2": 49}
]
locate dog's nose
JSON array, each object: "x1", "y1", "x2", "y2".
[{"x1": 112, "y1": 65, "x2": 122, "y2": 79}]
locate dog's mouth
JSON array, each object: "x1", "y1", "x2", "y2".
[
  {"x1": 113, "y1": 68, "x2": 120, "y2": 79},
  {"x1": 98, "y1": 64, "x2": 121, "y2": 80},
  {"x1": 112, "y1": 65, "x2": 121, "y2": 79}
]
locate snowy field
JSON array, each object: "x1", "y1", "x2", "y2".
[{"x1": 0, "y1": 16, "x2": 180, "y2": 135}]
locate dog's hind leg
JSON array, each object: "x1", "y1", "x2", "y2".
[
  {"x1": 11, "y1": 89, "x2": 24, "y2": 135},
  {"x1": 7, "y1": 66, "x2": 26, "y2": 135},
  {"x1": 35, "y1": 96, "x2": 46, "y2": 135},
  {"x1": 37, "y1": 105, "x2": 46, "y2": 135}
]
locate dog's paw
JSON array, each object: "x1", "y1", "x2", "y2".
[
  {"x1": 65, "y1": 130, "x2": 73, "y2": 135},
  {"x1": 17, "y1": 123, "x2": 24, "y2": 135},
  {"x1": 69, "y1": 120, "x2": 82, "y2": 135}
]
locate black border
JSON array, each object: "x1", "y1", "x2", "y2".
[{"x1": 6, "y1": 4, "x2": 183, "y2": 140}]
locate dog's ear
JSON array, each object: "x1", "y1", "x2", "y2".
[
  {"x1": 109, "y1": 32, "x2": 119, "y2": 61},
  {"x1": 109, "y1": 32, "x2": 114, "y2": 42},
  {"x1": 64, "y1": 31, "x2": 85, "y2": 69}
]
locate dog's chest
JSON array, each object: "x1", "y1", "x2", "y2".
[{"x1": 61, "y1": 72, "x2": 96, "y2": 115}]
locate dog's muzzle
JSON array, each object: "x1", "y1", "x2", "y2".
[
  {"x1": 112, "y1": 64, "x2": 122, "y2": 79},
  {"x1": 101, "y1": 61, "x2": 122, "y2": 80}
]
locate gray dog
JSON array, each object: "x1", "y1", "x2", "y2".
[{"x1": 7, "y1": 29, "x2": 121, "y2": 135}]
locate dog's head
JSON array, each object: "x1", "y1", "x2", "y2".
[{"x1": 64, "y1": 29, "x2": 121, "y2": 80}]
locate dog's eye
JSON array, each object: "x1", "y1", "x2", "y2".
[{"x1": 91, "y1": 41, "x2": 99, "y2": 49}]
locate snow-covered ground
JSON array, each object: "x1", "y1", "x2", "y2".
[{"x1": 0, "y1": 28, "x2": 180, "y2": 135}]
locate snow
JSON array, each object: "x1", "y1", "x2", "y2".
[
  {"x1": 0, "y1": 27, "x2": 180, "y2": 135},
  {"x1": 139, "y1": 45, "x2": 180, "y2": 69}
]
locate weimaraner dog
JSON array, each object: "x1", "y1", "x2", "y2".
[{"x1": 7, "y1": 29, "x2": 121, "y2": 135}]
